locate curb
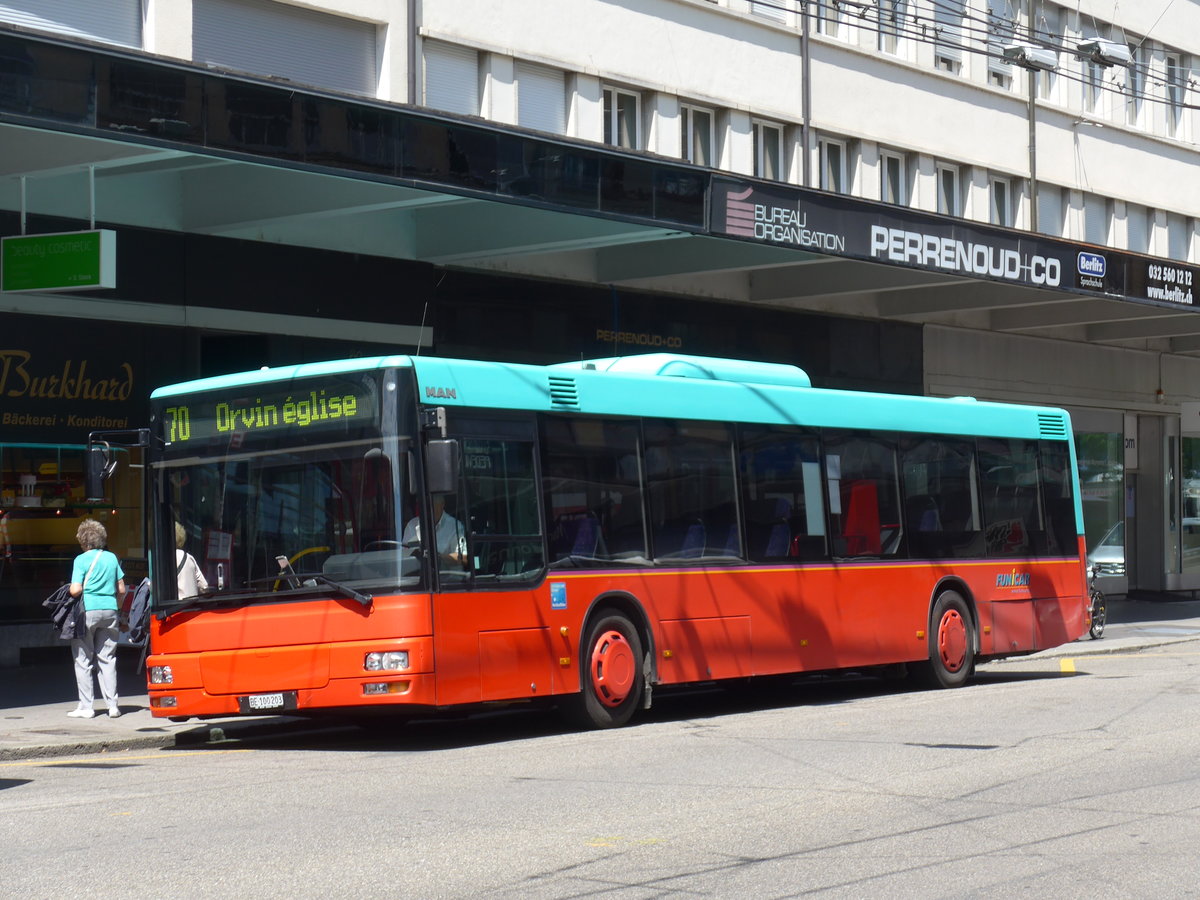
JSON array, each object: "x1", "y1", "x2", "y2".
[{"x1": 0, "y1": 715, "x2": 329, "y2": 762}]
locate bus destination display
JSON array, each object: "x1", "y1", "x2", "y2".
[{"x1": 160, "y1": 379, "x2": 377, "y2": 446}]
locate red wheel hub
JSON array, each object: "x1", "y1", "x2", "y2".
[
  {"x1": 589, "y1": 629, "x2": 636, "y2": 707},
  {"x1": 937, "y1": 609, "x2": 968, "y2": 673}
]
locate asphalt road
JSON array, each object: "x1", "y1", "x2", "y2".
[{"x1": 4, "y1": 642, "x2": 1200, "y2": 898}]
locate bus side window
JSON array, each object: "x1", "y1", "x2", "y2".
[
  {"x1": 825, "y1": 434, "x2": 902, "y2": 558},
  {"x1": 644, "y1": 420, "x2": 740, "y2": 561},
  {"x1": 980, "y1": 438, "x2": 1046, "y2": 556},
  {"x1": 540, "y1": 416, "x2": 645, "y2": 564},
  {"x1": 900, "y1": 437, "x2": 983, "y2": 559},
  {"x1": 739, "y1": 426, "x2": 827, "y2": 562}
]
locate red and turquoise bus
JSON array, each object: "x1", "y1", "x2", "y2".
[{"x1": 139, "y1": 353, "x2": 1089, "y2": 727}]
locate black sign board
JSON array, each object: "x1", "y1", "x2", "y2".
[{"x1": 711, "y1": 176, "x2": 1197, "y2": 311}]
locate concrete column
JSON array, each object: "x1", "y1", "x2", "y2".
[
  {"x1": 481, "y1": 53, "x2": 516, "y2": 125},
  {"x1": 645, "y1": 93, "x2": 680, "y2": 159},
  {"x1": 720, "y1": 109, "x2": 752, "y2": 176},
  {"x1": 569, "y1": 74, "x2": 603, "y2": 143},
  {"x1": 144, "y1": 0, "x2": 193, "y2": 60}
]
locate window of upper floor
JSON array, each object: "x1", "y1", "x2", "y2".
[
  {"x1": 750, "y1": 1, "x2": 786, "y2": 23},
  {"x1": 1125, "y1": 202, "x2": 1151, "y2": 255},
  {"x1": 933, "y1": 0, "x2": 965, "y2": 75},
  {"x1": 880, "y1": 149, "x2": 908, "y2": 206},
  {"x1": 1036, "y1": 184, "x2": 1064, "y2": 237},
  {"x1": 877, "y1": 0, "x2": 906, "y2": 55},
  {"x1": 754, "y1": 119, "x2": 786, "y2": 181},
  {"x1": 1124, "y1": 40, "x2": 1147, "y2": 129},
  {"x1": 936, "y1": 162, "x2": 961, "y2": 216},
  {"x1": 1167, "y1": 213, "x2": 1193, "y2": 262},
  {"x1": 1166, "y1": 53, "x2": 1188, "y2": 140},
  {"x1": 819, "y1": 136, "x2": 847, "y2": 193},
  {"x1": 681, "y1": 103, "x2": 715, "y2": 167},
  {"x1": 989, "y1": 175, "x2": 1012, "y2": 227},
  {"x1": 516, "y1": 61, "x2": 566, "y2": 135},
  {"x1": 986, "y1": 0, "x2": 1016, "y2": 90},
  {"x1": 1032, "y1": 2, "x2": 1062, "y2": 102},
  {"x1": 603, "y1": 86, "x2": 641, "y2": 150},
  {"x1": 814, "y1": 0, "x2": 845, "y2": 39}
]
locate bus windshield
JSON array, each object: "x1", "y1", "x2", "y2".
[{"x1": 151, "y1": 368, "x2": 420, "y2": 606}]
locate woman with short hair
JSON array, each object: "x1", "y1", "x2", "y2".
[{"x1": 67, "y1": 519, "x2": 126, "y2": 718}]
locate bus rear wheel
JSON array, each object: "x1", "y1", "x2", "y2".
[
  {"x1": 564, "y1": 610, "x2": 644, "y2": 729},
  {"x1": 913, "y1": 590, "x2": 975, "y2": 689}
]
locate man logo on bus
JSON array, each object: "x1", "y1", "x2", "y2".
[
  {"x1": 996, "y1": 570, "x2": 1031, "y2": 588},
  {"x1": 425, "y1": 386, "x2": 457, "y2": 399}
]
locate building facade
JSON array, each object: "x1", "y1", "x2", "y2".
[{"x1": 2, "y1": 0, "x2": 1200, "y2": 660}]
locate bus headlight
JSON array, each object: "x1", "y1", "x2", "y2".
[
  {"x1": 364, "y1": 651, "x2": 409, "y2": 672},
  {"x1": 149, "y1": 665, "x2": 174, "y2": 684}
]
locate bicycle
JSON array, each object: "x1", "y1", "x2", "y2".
[{"x1": 1088, "y1": 564, "x2": 1106, "y2": 640}]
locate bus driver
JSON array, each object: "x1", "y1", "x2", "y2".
[{"x1": 402, "y1": 495, "x2": 466, "y2": 570}]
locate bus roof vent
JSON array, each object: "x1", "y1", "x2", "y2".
[
  {"x1": 548, "y1": 375, "x2": 580, "y2": 409},
  {"x1": 1037, "y1": 413, "x2": 1068, "y2": 438}
]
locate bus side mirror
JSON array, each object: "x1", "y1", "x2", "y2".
[
  {"x1": 425, "y1": 439, "x2": 460, "y2": 495},
  {"x1": 85, "y1": 444, "x2": 116, "y2": 502}
]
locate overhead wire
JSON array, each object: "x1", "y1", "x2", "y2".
[{"x1": 738, "y1": 0, "x2": 1200, "y2": 111}]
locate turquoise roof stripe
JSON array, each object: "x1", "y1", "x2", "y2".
[
  {"x1": 153, "y1": 353, "x2": 1073, "y2": 442},
  {"x1": 408, "y1": 356, "x2": 1071, "y2": 441},
  {"x1": 150, "y1": 356, "x2": 414, "y2": 398}
]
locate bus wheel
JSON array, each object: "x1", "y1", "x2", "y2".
[
  {"x1": 914, "y1": 590, "x2": 975, "y2": 689},
  {"x1": 565, "y1": 610, "x2": 644, "y2": 729}
]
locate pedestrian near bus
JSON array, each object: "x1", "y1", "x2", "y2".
[{"x1": 67, "y1": 519, "x2": 126, "y2": 719}]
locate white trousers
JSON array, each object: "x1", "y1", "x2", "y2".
[{"x1": 72, "y1": 609, "x2": 120, "y2": 710}]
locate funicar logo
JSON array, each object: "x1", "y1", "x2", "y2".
[{"x1": 996, "y1": 569, "x2": 1031, "y2": 588}]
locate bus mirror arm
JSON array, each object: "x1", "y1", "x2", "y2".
[{"x1": 85, "y1": 428, "x2": 156, "y2": 502}]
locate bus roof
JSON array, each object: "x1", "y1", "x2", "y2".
[{"x1": 151, "y1": 353, "x2": 1072, "y2": 441}]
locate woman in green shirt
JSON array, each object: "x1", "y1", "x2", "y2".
[{"x1": 67, "y1": 519, "x2": 126, "y2": 719}]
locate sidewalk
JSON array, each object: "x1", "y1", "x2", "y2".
[
  {"x1": 4, "y1": 593, "x2": 1200, "y2": 761},
  {"x1": 0, "y1": 648, "x2": 317, "y2": 761}
]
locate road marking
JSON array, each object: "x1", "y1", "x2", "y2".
[
  {"x1": 0, "y1": 748, "x2": 252, "y2": 769},
  {"x1": 1060, "y1": 658, "x2": 1076, "y2": 673}
]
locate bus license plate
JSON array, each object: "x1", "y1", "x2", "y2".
[{"x1": 236, "y1": 691, "x2": 297, "y2": 714}]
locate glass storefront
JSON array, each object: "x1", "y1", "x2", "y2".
[
  {"x1": 0, "y1": 444, "x2": 144, "y2": 622},
  {"x1": 1075, "y1": 430, "x2": 1124, "y2": 576},
  {"x1": 1181, "y1": 437, "x2": 1200, "y2": 575}
]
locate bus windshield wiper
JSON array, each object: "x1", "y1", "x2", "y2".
[
  {"x1": 245, "y1": 574, "x2": 373, "y2": 607},
  {"x1": 158, "y1": 590, "x2": 252, "y2": 620}
]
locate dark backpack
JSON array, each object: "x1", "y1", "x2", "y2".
[{"x1": 127, "y1": 577, "x2": 152, "y2": 644}]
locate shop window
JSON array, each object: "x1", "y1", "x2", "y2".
[
  {"x1": 1182, "y1": 438, "x2": 1200, "y2": 574},
  {"x1": 1075, "y1": 431, "x2": 1124, "y2": 575},
  {"x1": 1, "y1": 444, "x2": 143, "y2": 622}
]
